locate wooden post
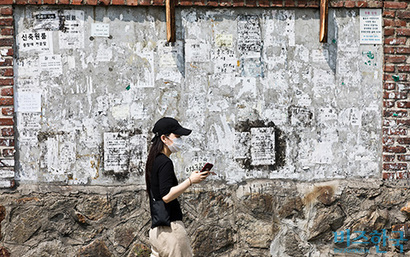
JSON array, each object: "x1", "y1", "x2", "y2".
[
  {"x1": 166, "y1": 0, "x2": 176, "y2": 42},
  {"x1": 319, "y1": 0, "x2": 329, "y2": 43}
]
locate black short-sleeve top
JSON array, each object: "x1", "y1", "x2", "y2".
[{"x1": 150, "y1": 153, "x2": 183, "y2": 227}]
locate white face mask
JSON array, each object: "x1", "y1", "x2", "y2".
[{"x1": 166, "y1": 137, "x2": 184, "y2": 153}]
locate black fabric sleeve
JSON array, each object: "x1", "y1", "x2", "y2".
[{"x1": 158, "y1": 160, "x2": 176, "y2": 198}]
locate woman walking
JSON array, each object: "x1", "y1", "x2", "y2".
[{"x1": 145, "y1": 117, "x2": 210, "y2": 257}]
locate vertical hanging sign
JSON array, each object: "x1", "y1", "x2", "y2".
[
  {"x1": 360, "y1": 9, "x2": 382, "y2": 45},
  {"x1": 59, "y1": 10, "x2": 85, "y2": 49},
  {"x1": 250, "y1": 127, "x2": 275, "y2": 166},
  {"x1": 104, "y1": 132, "x2": 129, "y2": 173}
]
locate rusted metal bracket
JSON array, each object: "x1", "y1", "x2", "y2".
[
  {"x1": 166, "y1": 0, "x2": 176, "y2": 42},
  {"x1": 319, "y1": 0, "x2": 329, "y2": 43}
]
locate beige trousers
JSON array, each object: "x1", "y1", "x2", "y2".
[{"x1": 149, "y1": 221, "x2": 193, "y2": 257}]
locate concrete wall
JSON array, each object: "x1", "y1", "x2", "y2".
[
  {"x1": 0, "y1": 2, "x2": 409, "y2": 256},
  {"x1": 14, "y1": 6, "x2": 383, "y2": 185}
]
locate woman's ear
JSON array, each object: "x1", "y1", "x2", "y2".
[{"x1": 160, "y1": 135, "x2": 167, "y2": 144}]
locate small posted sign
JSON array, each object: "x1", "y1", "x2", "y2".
[
  {"x1": 91, "y1": 23, "x2": 110, "y2": 37},
  {"x1": 360, "y1": 9, "x2": 382, "y2": 45}
]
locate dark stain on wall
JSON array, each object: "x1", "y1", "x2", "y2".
[
  {"x1": 288, "y1": 106, "x2": 314, "y2": 128},
  {"x1": 102, "y1": 128, "x2": 146, "y2": 180},
  {"x1": 235, "y1": 119, "x2": 286, "y2": 170}
]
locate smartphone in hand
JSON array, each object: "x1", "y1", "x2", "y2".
[{"x1": 200, "y1": 163, "x2": 216, "y2": 175}]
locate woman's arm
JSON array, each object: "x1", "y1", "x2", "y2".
[{"x1": 162, "y1": 171, "x2": 208, "y2": 203}]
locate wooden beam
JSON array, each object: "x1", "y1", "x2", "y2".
[
  {"x1": 319, "y1": 0, "x2": 329, "y2": 43},
  {"x1": 166, "y1": 0, "x2": 176, "y2": 42}
]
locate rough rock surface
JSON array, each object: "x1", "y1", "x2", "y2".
[{"x1": 0, "y1": 180, "x2": 409, "y2": 256}]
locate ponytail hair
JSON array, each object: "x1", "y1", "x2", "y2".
[{"x1": 145, "y1": 135, "x2": 167, "y2": 195}]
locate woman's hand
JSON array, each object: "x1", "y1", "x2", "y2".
[
  {"x1": 162, "y1": 170, "x2": 211, "y2": 203},
  {"x1": 189, "y1": 170, "x2": 209, "y2": 184}
]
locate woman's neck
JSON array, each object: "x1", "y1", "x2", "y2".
[{"x1": 162, "y1": 147, "x2": 171, "y2": 157}]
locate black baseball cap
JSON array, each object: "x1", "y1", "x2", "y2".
[{"x1": 152, "y1": 117, "x2": 192, "y2": 141}]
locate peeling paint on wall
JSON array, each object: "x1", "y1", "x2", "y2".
[{"x1": 14, "y1": 7, "x2": 382, "y2": 185}]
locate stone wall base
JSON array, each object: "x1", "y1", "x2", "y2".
[{"x1": 0, "y1": 179, "x2": 409, "y2": 256}]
